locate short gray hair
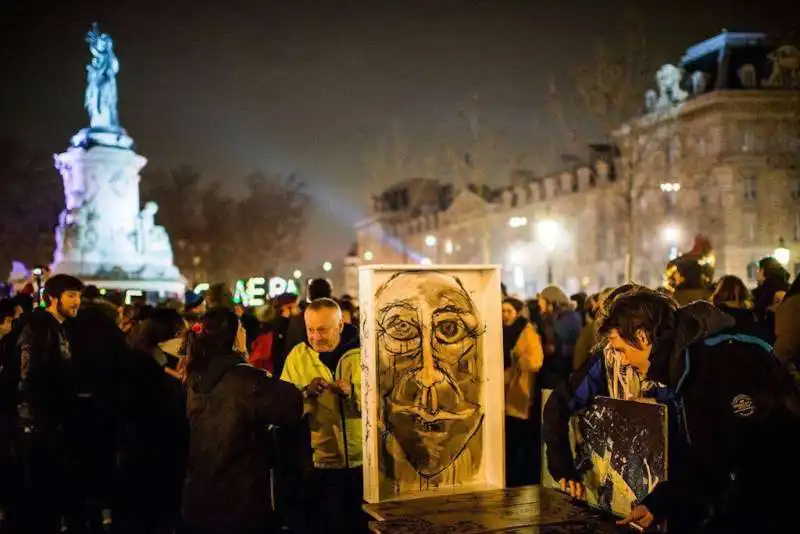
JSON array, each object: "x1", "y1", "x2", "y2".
[{"x1": 305, "y1": 297, "x2": 341, "y2": 314}]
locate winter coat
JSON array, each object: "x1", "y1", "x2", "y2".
[
  {"x1": 539, "y1": 309, "x2": 582, "y2": 389},
  {"x1": 543, "y1": 301, "x2": 800, "y2": 532},
  {"x1": 115, "y1": 347, "x2": 188, "y2": 529},
  {"x1": 15, "y1": 309, "x2": 74, "y2": 434},
  {"x1": 280, "y1": 324, "x2": 362, "y2": 469},
  {"x1": 182, "y1": 352, "x2": 303, "y2": 533},
  {"x1": 249, "y1": 331, "x2": 275, "y2": 374},
  {"x1": 503, "y1": 318, "x2": 544, "y2": 420},
  {"x1": 671, "y1": 287, "x2": 711, "y2": 306}
]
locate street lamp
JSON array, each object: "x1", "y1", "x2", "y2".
[
  {"x1": 774, "y1": 237, "x2": 791, "y2": 267},
  {"x1": 508, "y1": 216, "x2": 528, "y2": 228},
  {"x1": 292, "y1": 269, "x2": 302, "y2": 279},
  {"x1": 424, "y1": 235, "x2": 437, "y2": 247},
  {"x1": 660, "y1": 182, "x2": 681, "y2": 193},
  {"x1": 322, "y1": 261, "x2": 332, "y2": 272},
  {"x1": 536, "y1": 219, "x2": 559, "y2": 284},
  {"x1": 363, "y1": 250, "x2": 374, "y2": 261}
]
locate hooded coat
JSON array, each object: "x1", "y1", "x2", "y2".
[
  {"x1": 182, "y1": 353, "x2": 303, "y2": 533},
  {"x1": 543, "y1": 301, "x2": 800, "y2": 532}
]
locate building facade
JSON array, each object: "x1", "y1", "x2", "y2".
[{"x1": 353, "y1": 32, "x2": 800, "y2": 297}]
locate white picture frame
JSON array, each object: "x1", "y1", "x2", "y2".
[{"x1": 359, "y1": 265, "x2": 505, "y2": 503}]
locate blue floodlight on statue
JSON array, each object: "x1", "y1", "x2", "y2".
[{"x1": 52, "y1": 23, "x2": 184, "y2": 299}]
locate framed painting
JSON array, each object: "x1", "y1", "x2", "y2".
[
  {"x1": 359, "y1": 265, "x2": 505, "y2": 503},
  {"x1": 541, "y1": 392, "x2": 668, "y2": 517}
]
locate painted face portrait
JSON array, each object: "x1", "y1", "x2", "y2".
[{"x1": 375, "y1": 271, "x2": 484, "y2": 478}]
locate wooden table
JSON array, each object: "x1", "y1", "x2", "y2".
[{"x1": 363, "y1": 485, "x2": 621, "y2": 533}]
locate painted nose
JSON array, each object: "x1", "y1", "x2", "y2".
[{"x1": 413, "y1": 325, "x2": 445, "y2": 415}]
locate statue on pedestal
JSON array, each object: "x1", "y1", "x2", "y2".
[{"x1": 85, "y1": 22, "x2": 120, "y2": 129}]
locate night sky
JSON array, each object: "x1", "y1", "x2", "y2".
[{"x1": 0, "y1": 0, "x2": 793, "y2": 280}]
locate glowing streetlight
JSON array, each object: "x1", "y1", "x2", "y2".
[
  {"x1": 660, "y1": 182, "x2": 681, "y2": 193},
  {"x1": 774, "y1": 237, "x2": 791, "y2": 267},
  {"x1": 508, "y1": 216, "x2": 528, "y2": 228},
  {"x1": 292, "y1": 269, "x2": 302, "y2": 279},
  {"x1": 661, "y1": 225, "x2": 680, "y2": 243},
  {"x1": 424, "y1": 235, "x2": 437, "y2": 247},
  {"x1": 363, "y1": 250, "x2": 374, "y2": 261},
  {"x1": 421, "y1": 257, "x2": 432, "y2": 265},
  {"x1": 322, "y1": 261, "x2": 332, "y2": 272}
]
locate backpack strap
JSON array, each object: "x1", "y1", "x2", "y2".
[{"x1": 702, "y1": 333, "x2": 773, "y2": 354}]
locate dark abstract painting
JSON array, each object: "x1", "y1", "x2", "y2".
[{"x1": 541, "y1": 393, "x2": 668, "y2": 517}]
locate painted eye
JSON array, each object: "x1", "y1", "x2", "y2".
[
  {"x1": 385, "y1": 317, "x2": 418, "y2": 341},
  {"x1": 434, "y1": 319, "x2": 467, "y2": 344}
]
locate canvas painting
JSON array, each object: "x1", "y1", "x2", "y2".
[
  {"x1": 359, "y1": 265, "x2": 504, "y2": 503},
  {"x1": 541, "y1": 392, "x2": 668, "y2": 517}
]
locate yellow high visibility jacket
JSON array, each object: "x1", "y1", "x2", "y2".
[{"x1": 280, "y1": 339, "x2": 362, "y2": 469}]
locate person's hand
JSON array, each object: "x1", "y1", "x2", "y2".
[
  {"x1": 305, "y1": 377, "x2": 329, "y2": 398},
  {"x1": 617, "y1": 504, "x2": 655, "y2": 529},
  {"x1": 558, "y1": 478, "x2": 586, "y2": 499},
  {"x1": 330, "y1": 379, "x2": 352, "y2": 397}
]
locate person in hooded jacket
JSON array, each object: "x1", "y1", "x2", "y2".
[
  {"x1": 280, "y1": 297, "x2": 364, "y2": 533},
  {"x1": 182, "y1": 307, "x2": 303, "y2": 534},
  {"x1": 544, "y1": 286, "x2": 800, "y2": 533}
]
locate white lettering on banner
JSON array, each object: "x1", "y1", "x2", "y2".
[
  {"x1": 247, "y1": 277, "x2": 266, "y2": 307},
  {"x1": 195, "y1": 277, "x2": 299, "y2": 307}
]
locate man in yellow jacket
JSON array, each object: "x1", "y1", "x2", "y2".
[{"x1": 281, "y1": 297, "x2": 365, "y2": 533}]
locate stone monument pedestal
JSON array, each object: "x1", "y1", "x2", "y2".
[{"x1": 52, "y1": 130, "x2": 185, "y2": 298}]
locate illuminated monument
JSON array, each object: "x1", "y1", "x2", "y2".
[{"x1": 52, "y1": 23, "x2": 184, "y2": 297}]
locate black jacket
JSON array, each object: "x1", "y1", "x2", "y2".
[
  {"x1": 15, "y1": 309, "x2": 74, "y2": 433},
  {"x1": 543, "y1": 301, "x2": 800, "y2": 532},
  {"x1": 182, "y1": 352, "x2": 303, "y2": 533}
]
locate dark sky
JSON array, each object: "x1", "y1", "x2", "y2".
[{"x1": 0, "y1": 0, "x2": 793, "y2": 279}]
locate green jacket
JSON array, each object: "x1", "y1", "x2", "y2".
[{"x1": 280, "y1": 333, "x2": 362, "y2": 469}]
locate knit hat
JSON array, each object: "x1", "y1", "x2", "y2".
[
  {"x1": 184, "y1": 290, "x2": 204, "y2": 311},
  {"x1": 539, "y1": 284, "x2": 571, "y2": 307}
]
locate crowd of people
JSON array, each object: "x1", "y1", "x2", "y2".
[
  {"x1": 501, "y1": 237, "x2": 800, "y2": 533},
  {"x1": 0, "y1": 237, "x2": 798, "y2": 533},
  {"x1": 0, "y1": 276, "x2": 365, "y2": 534}
]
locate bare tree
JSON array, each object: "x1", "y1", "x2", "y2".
[{"x1": 561, "y1": 13, "x2": 678, "y2": 279}]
